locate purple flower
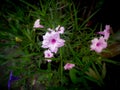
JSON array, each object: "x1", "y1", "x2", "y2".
[
  {"x1": 64, "y1": 63, "x2": 75, "y2": 70},
  {"x1": 55, "y1": 25, "x2": 65, "y2": 34},
  {"x1": 47, "y1": 28, "x2": 54, "y2": 32},
  {"x1": 41, "y1": 31, "x2": 65, "y2": 53},
  {"x1": 33, "y1": 19, "x2": 44, "y2": 28},
  {"x1": 44, "y1": 49, "x2": 54, "y2": 58},
  {"x1": 97, "y1": 25, "x2": 110, "y2": 40},
  {"x1": 8, "y1": 71, "x2": 20, "y2": 90},
  {"x1": 48, "y1": 25, "x2": 65, "y2": 34},
  {"x1": 90, "y1": 36, "x2": 107, "y2": 53}
]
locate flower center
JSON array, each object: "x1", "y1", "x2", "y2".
[
  {"x1": 51, "y1": 39, "x2": 56, "y2": 44},
  {"x1": 47, "y1": 53, "x2": 50, "y2": 56},
  {"x1": 96, "y1": 42, "x2": 101, "y2": 46}
]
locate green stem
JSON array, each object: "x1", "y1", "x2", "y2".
[
  {"x1": 92, "y1": 63, "x2": 104, "y2": 86},
  {"x1": 48, "y1": 62, "x2": 51, "y2": 71},
  {"x1": 60, "y1": 48, "x2": 63, "y2": 85}
]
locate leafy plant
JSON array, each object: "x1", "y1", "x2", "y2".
[{"x1": 0, "y1": 0, "x2": 119, "y2": 90}]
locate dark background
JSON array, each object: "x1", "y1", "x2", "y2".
[{"x1": 1, "y1": 0, "x2": 120, "y2": 31}]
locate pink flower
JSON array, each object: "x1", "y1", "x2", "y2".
[
  {"x1": 47, "y1": 25, "x2": 65, "y2": 34},
  {"x1": 41, "y1": 31, "x2": 65, "y2": 53},
  {"x1": 55, "y1": 25, "x2": 65, "y2": 34},
  {"x1": 64, "y1": 63, "x2": 75, "y2": 70},
  {"x1": 90, "y1": 36, "x2": 107, "y2": 53},
  {"x1": 47, "y1": 28, "x2": 54, "y2": 32},
  {"x1": 44, "y1": 49, "x2": 53, "y2": 58},
  {"x1": 33, "y1": 19, "x2": 44, "y2": 28},
  {"x1": 97, "y1": 25, "x2": 110, "y2": 40}
]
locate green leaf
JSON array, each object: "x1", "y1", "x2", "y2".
[
  {"x1": 69, "y1": 69, "x2": 78, "y2": 84},
  {"x1": 101, "y1": 63, "x2": 106, "y2": 79}
]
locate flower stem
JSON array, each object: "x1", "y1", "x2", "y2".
[{"x1": 60, "y1": 48, "x2": 63, "y2": 86}]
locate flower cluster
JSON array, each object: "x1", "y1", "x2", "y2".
[
  {"x1": 42, "y1": 25, "x2": 65, "y2": 62},
  {"x1": 33, "y1": 19, "x2": 75, "y2": 70},
  {"x1": 90, "y1": 25, "x2": 111, "y2": 53}
]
